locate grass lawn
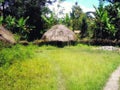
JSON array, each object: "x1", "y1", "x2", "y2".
[{"x1": 0, "y1": 44, "x2": 120, "y2": 90}]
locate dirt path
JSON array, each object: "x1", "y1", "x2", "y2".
[
  {"x1": 56, "y1": 65, "x2": 66, "y2": 90},
  {"x1": 103, "y1": 66, "x2": 120, "y2": 90}
]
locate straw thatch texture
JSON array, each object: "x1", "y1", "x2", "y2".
[
  {"x1": 0, "y1": 26, "x2": 16, "y2": 44},
  {"x1": 41, "y1": 25, "x2": 76, "y2": 42}
]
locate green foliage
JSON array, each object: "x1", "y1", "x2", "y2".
[
  {"x1": 16, "y1": 17, "x2": 30, "y2": 39},
  {"x1": 70, "y1": 2, "x2": 83, "y2": 30},
  {"x1": 0, "y1": 16, "x2": 3, "y2": 25},
  {"x1": 93, "y1": 0, "x2": 120, "y2": 40},
  {"x1": 0, "y1": 15, "x2": 30, "y2": 40},
  {"x1": 41, "y1": 13, "x2": 57, "y2": 29},
  {"x1": 96, "y1": 6, "x2": 115, "y2": 33},
  {"x1": 62, "y1": 13, "x2": 71, "y2": 27},
  {"x1": 105, "y1": 2, "x2": 120, "y2": 39},
  {"x1": 0, "y1": 44, "x2": 36, "y2": 67},
  {"x1": 0, "y1": 41, "x2": 12, "y2": 50},
  {"x1": 1, "y1": 0, "x2": 58, "y2": 40},
  {"x1": 17, "y1": 17, "x2": 29, "y2": 29},
  {"x1": 93, "y1": 2, "x2": 116, "y2": 39},
  {"x1": 71, "y1": 2, "x2": 82, "y2": 19},
  {"x1": 14, "y1": 34, "x2": 21, "y2": 42},
  {"x1": 0, "y1": 0, "x2": 3, "y2": 2},
  {"x1": 5, "y1": 15, "x2": 16, "y2": 30},
  {"x1": 80, "y1": 17, "x2": 88, "y2": 38}
]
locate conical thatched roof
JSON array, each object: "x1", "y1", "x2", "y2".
[
  {"x1": 0, "y1": 25, "x2": 16, "y2": 44},
  {"x1": 41, "y1": 24, "x2": 76, "y2": 42}
]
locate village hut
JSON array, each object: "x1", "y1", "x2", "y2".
[
  {"x1": 41, "y1": 24, "x2": 76, "y2": 46},
  {"x1": 0, "y1": 25, "x2": 16, "y2": 44}
]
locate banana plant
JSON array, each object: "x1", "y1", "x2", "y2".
[
  {"x1": 16, "y1": 17, "x2": 30, "y2": 39},
  {"x1": 94, "y1": 4, "x2": 116, "y2": 38},
  {"x1": 41, "y1": 13, "x2": 57, "y2": 28},
  {"x1": 5, "y1": 15, "x2": 16, "y2": 30},
  {"x1": 17, "y1": 17, "x2": 29, "y2": 29}
]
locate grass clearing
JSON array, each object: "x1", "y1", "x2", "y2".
[{"x1": 0, "y1": 44, "x2": 120, "y2": 90}]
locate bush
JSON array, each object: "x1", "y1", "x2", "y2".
[{"x1": 0, "y1": 44, "x2": 36, "y2": 67}]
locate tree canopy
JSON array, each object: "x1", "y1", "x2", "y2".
[
  {"x1": 0, "y1": 0, "x2": 57, "y2": 40},
  {"x1": 0, "y1": 0, "x2": 120, "y2": 42}
]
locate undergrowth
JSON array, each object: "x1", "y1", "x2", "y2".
[{"x1": 0, "y1": 44, "x2": 36, "y2": 67}]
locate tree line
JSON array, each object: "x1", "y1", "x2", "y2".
[{"x1": 0, "y1": 0, "x2": 119, "y2": 41}]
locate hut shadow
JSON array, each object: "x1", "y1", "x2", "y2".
[{"x1": 45, "y1": 41, "x2": 76, "y2": 48}]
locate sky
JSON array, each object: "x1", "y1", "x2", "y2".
[
  {"x1": 49, "y1": 0, "x2": 99, "y2": 13},
  {"x1": 65, "y1": 0, "x2": 99, "y2": 12},
  {"x1": 48, "y1": 0, "x2": 100, "y2": 18}
]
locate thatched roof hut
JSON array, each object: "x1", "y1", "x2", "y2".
[
  {"x1": 0, "y1": 26, "x2": 16, "y2": 44},
  {"x1": 41, "y1": 24, "x2": 76, "y2": 43}
]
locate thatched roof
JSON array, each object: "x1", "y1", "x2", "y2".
[
  {"x1": 41, "y1": 24, "x2": 76, "y2": 42},
  {"x1": 0, "y1": 25, "x2": 16, "y2": 44}
]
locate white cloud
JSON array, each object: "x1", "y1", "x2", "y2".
[
  {"x1": 48, "y1": 1, "x2": 95, "y2": 18},
  {"x1": 61, "y1": 2, "x2": 73, "y2": 14},
  {"x1": 48, "y1": 1, "x2": 73, "y2": 18},
  {"x1": 80, "y1": 5, "x2": 95, "y2": 12}
]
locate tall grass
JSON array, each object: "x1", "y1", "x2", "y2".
[
  {"x1": 0, "y1": 44, "x2": 120, "y2": 90},
  {"x1": 0, "y1": 44, "x2": 36, "y2": 67}
]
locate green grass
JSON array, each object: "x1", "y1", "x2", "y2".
[
  {"x1": 0, "y1": 44, "x2": 36, "y2": 67},
  {"x1": 0, "y1": 44, "x2": 120, "y2": 90}
]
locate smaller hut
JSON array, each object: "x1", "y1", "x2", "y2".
[
  {"x1": 0, "y1": 26, "x2": 16, "y2": 44},
  {"x1": 41, "y1": 24, "x2": 76, "y2": 46}
]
